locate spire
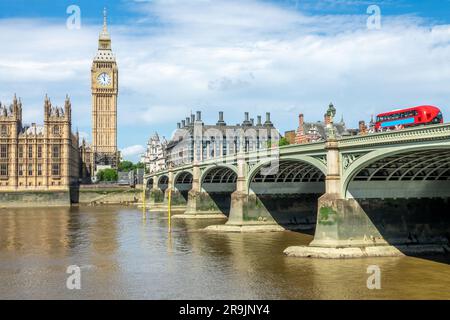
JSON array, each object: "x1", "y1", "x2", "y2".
[
  {"x1": 103, "y1": 7, "x2": 108, "y2": 33},
  {"x1": 96, "y1": 7, "x2": 113, "y2": 58}
]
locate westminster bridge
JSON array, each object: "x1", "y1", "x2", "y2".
[{"x1": 144, "y1": 123, "x2": 450, "y2": 257}]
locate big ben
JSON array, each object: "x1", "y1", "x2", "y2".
[{"x1": 91, "y1": 8, "x2": 119, "y2": 174}]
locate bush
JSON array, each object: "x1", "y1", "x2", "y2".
[{"x1": 97, "y1": 169, "x2": 118, "y2": 182}]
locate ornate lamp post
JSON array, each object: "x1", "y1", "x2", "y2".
[{"x1": 326, "y1": 102, "x2": 337, "y2": 140}]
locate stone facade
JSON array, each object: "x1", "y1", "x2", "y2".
[
  {"x1": 166, "y1": 111, "x2": 278, "y2": 167},
  {"x1": 295, "y1": 103, "x2": 352, "y2": 144},
  {"x1": 91, "y1": 9, "x2": 119, "y2": 175},
  {"x1": 79, "y1": 139, "x2": 93, "y2": 183},
  {"x1": 284, "y1": 130, "x2": 296, "y2": 144},
  {"x1": 0, "y1": 95, "x2": 79, "y2": 192},
  {"x1": 141, "y1": 133, "x2": 167, "y2": 174}
]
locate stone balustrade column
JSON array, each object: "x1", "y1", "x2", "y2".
[
  {"x1": 191, "y1": 164, "x2": 201, "y2": 193},
  {"x1": 324, "y1": 139, "x2": 341, "y2": 196}
]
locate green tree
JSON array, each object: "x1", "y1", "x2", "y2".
[
  {"x1": 135, "y1": 162, "x2": 145, "y2": 170},
  {"x1": 118, "y1": 161, "x2": 134, "y2": 172},
  {"x1": 279, "y1": 137, "x2": 290, "y2": 146},
  {"x1": 97, "y1": 169, "x2": 118, "y2": 182}
]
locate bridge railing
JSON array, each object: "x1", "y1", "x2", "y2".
[
  {"x1": 145, "y1": 123, "x2": 450, "y2": 178},
  {"x1": 338, "y1": 123, "x2": 450, "y2": 148}
]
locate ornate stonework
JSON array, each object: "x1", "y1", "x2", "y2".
[
  {"x1": 91, "y1": 8, "x2": 119, "y2": 174},
  {"x1": 0, "y1": 95, "x2": 79, "y2": 191}
]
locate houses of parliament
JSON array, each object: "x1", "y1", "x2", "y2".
[{"x1": 0, "y1": 10, "x2": 119, "y2": 197}]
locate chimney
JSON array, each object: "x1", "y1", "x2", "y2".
[
  {"x1": 250, "y1": 118, "x2": 254, "y2": 126},
  {"x1": 181, "y1": 120, "x2": 186, "y2": 128},
  {"x1": 196, "y1": 111, "x2": 202, "y2": 122},
  {"x1": 243, "y1": 112, "x2": 252, "y2": 126},
  {"x1": 359, "y1": 120, "x2": 367, "y2": 135},
  {"x1": 177, "y1": 123, "x2": 181, "y2": 129},
  {"x1": 217, "y1": 111, "x2": 226, "y2": 126},
  {"x1": 257, "y1": 115, "x2": 262, "y2": 126},
  {"x1": 264, "y1": 112, "x2": 273, "y2": 126}
]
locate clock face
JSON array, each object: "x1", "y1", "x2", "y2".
[{"x1": 97, "y1": 73, "x2": 111, "y2": 86}]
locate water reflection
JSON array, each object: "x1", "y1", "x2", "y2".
[{"x1": 0, "y1": 207, "x2": 449, "y2": 300}]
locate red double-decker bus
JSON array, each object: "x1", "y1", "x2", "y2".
[{"x1": 375, "y1": 105, "x2": 443, "y2": 131}]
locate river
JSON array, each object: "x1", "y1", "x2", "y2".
[{"x1": 0, "y1": 206, "x2": 449, "y2": 299}]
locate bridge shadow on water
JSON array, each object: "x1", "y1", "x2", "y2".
[
  {"x1": 254, "y1": 193, "x2": 450, "y2": 263},
  {"x1": 358, "y1": 197, "x2": 450, "y2": 264},
  {"x1": 254, "y1": 193, "x2": 320, "y2": 235},
  {"x1": 203, "y1": 190, "x2": 233, "y2": 217}
]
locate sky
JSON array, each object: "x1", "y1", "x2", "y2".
[{"x1": 1, "y1": 0, "x2": 450, "y2": 162}]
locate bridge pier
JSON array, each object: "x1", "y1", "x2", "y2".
[
  {"x1": 205, "y1": 153, "x2": 284, "y2": 232},
  {"x1": 146, "y1": 176, "x2": 165, "y2": 210},
  {"x1": 163, "y1": 170, "x2": 188, "y2": 211},
  {"x1": 284, "y1": 139, "x2": 450, "y2": 258},
  {"x1": 174, "y1": 165, "x2": 227, "y2": 219},
  {"x1": 284, "y1": 139, "x2": 396, "y2": 257}
]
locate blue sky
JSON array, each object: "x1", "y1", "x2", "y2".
[{"x1": 1, "y1": 0, "x2": 450, "y2": 161}]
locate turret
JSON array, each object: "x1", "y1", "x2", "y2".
[{"x1": 65, "y1": 94, "x2": 72, "y2": 122}]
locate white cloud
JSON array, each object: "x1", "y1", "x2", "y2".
[
  {"x1": 1, "y1": 0, "x2": 450, "y2": 152},
  {"x1": 121, "y1": 145, "x2": 146, "y2": 158}
]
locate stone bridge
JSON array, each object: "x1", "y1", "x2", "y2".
[{"x1": 144, "y1": 124, "x2": 450, "y2": 257}]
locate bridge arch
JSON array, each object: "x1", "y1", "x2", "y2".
[
  {"x1": 173, "y1": 171, "x2": 193, "y2": 203},
  {"x1": 145, "y1": 177, "x2": 154, "y2": 189},
  {"x1": 199, "y1": 165, "x2": 238, "y2": 216},
  {"x1": 342, "y1": 142, "x2": 450, "y2": 198},
  {"x1": 200, "y1": 164, "x2": 238, "y2": 188},
  {"x1": 157, "y1": 175, "x2": 169, "y2": 192},
  {"x1": 246, "y1": 157, "x2": 326, "y2": 229},
  {"x1": 174, "y1": 170, "x2": 193, "y2": 185},
  {"x1": 246, "y1": 155, "x2": 327, "y2": 193}
]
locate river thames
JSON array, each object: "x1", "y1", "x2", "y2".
[{"x1": 0, "y1": 206, "x2": 449, "y2": 300}]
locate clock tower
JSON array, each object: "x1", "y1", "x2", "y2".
[{"x1": 91, "y1": 8, "x2": 119, "y2": 174}]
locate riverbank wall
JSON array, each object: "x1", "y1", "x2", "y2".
[
  {"x1": 0, "y1": 190, "x2": 72, "y2": 208},
  {"x1": 0, "y1": 185, "x2": 144, "y2": 208}
]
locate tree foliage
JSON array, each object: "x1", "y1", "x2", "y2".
[
  {"x1": 279, "y1": 137, "x2": 290, "y2": 146},
  {"x1": 118, "y1": 161, "x2": 134, "y2": 172},
  {"x1": 97, "y1": 169, "x2": 118, "y2": 182},
  {"x1": 118, "y1": 161, "x2": 145, "y2": 172}
]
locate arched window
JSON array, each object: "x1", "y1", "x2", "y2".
[{"x1": 53, "y1": 125, "x2": 60, "y2": 135}]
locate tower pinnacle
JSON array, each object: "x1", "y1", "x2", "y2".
[{"x1": 103, "y1": 7, "x2": 108, "y2": 33}]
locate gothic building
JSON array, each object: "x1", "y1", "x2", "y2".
[
  {"x1": 141, "y1": 133, "x2": 167, "y2": 174},
  {"x1": 0, "y1": 95, "x2": 79, "y2": 191},
  {"x1": 90, "y1": 8, "x2": 119, "y2": 176},
  {"x1": 166, "y1": 111, "x2": 278, "y2": 167},
  {"x1": 295, "y1": 103, "x2": 352, "y2": 144}
]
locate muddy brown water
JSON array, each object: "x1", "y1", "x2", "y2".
[{"x1": 0, "y1": 206, "x2": 449, "y2": 299}]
